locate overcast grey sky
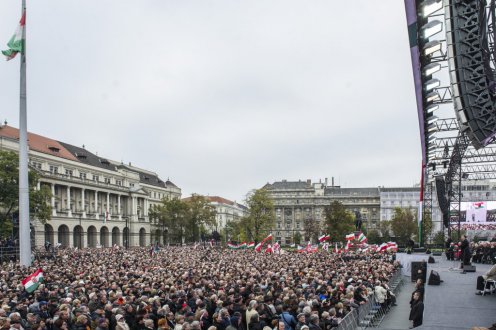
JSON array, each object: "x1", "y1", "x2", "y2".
[{"x1": 0, "y1": 0, "x2": 421, "y2": 203}]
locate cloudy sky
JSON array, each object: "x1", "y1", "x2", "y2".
[{"x1": 0, "y1": 0, "x2": 421, "y2": 203}]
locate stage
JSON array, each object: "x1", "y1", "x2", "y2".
[{"x1": 416, "y1": 256, "x2": 496, "y2": 330}]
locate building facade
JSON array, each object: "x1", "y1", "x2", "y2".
[
  {"x1": 205, "y1": 196, "x2": 248, "y2": 233},
  {"x1": 0, "y1": 125, "x2": 181, "y2": 248},
  {"x1": 379, "y1": 187, "x2": 421, "y2": 221},
  {"x1": 263, "y1": 179, "x2": 381, "y2": 245}
]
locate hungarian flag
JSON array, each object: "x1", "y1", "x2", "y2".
[
  {"x1": 377, "y1": 243, "x2": 388, "y2": 252},
  {"x1": 344, "y1": 241, "x2": 351, "y2": 251},
  {"x1": 247, "y1": 242, "x2": 255, "y2": 248},
  {"x1": 318, "y1": 234, "x2": 330, "y2": 243},
  {"x1": 358, "y1": 233, "x2": 367, "y2": 243},
  {"x1": 322, "y1": 243, "x2": 329, "y2": 251},
  {"x1": 22, "y1": 269, "x2": 43, "y2": 293},
  {"x1": 345, "y1": 233, "x2": 355, "y2": 241},
  {"x1": 227, "y1": 242, "x2": 240, "y2": 250},
  {"x1": 272, "y1": 242, "x2": 280, "y2": 253},
  {"x1": 255, "y1": 242, "x2": 263, "y2": 252},
  {"x1": 296, "y1": 245, "x2": 306, "y2": 253},
  {"x1": 262, "y1": 233, "x2": 273, "y2": 243},
  {"x1": 2, "y1": 11, "x2": 25, "y2": 60},
  {"x1": 265, "y1": 244, "x2": 273, "y2": 254}
]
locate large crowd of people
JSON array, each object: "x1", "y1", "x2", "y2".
[{"x1": 0, "y1": 247, "x2": 400, "y2": 330}]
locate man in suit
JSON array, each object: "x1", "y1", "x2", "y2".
[
  {"x1": 409, "y1": 291, "x2": 424, "y2": 328},
  {"x1": 460, "y1": 234, "x2": 471, "y2": 273}
]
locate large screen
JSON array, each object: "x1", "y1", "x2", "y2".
[{"x1": 461, "y1": 201, "x2": 488, "y2": 223}]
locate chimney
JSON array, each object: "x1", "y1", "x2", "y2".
[
  {"x1": 129, "y1": 162, "x2": 132, "y2": 166},
  {"x1": 332, "y1": 177, "x2": 335, "y2": 187},
  {"x1": 307, "y1": 179, "x2": 311, "y2": 184},
  {"x1": 325, "y1": 178, "x2": 328, "y2": 186}
]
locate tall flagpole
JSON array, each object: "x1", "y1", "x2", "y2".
[{"x1": 19, "y1": 0, "x2": 31, "y2": 267}]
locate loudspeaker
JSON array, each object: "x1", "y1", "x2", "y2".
[
  {"x1": 432, "y1": 251, "x2": 442, "y2": 256},
  {"x1": 464, "y1": 265, "x2": 476, "y2": 272},
  {"x1": 428, "y1": 270, "x2": 442, "y2": 285},
  {"x1": 411, "y1": 261, "x2": 427, "y2": 283},
  {"x1": 428, "y1": 256, "x2": 435, "y2": 264},
  {"x1": 414, "y1": 248, "x2": 426, "y2": 253}
]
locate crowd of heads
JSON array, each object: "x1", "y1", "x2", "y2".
[{"x1": 0, "y1": 246, "x2": 399, "y2": 330}]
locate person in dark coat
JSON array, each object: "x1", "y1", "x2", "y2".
[
  {"x1": 459, "y1": 235, "x2": 471, "y2": 272},
  {"x1": 409, "y1": 291, "x2": 424, "y2": 328}
]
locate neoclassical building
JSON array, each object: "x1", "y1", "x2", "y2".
[
  {"x1": 0, "y1": 125, "x2": 181, "y2": 248},
  {"x1": 263, "y1": 179, "x2": 381, "y2": 245}
]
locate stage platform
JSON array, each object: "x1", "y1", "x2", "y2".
[{"x1": 417, "y1": 256, "x2": 496, "y2": 330}]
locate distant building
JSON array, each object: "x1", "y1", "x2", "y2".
[
  {"x1": 379, "y1": 187, "x2": 420, "y2": 221},
  {"x1": 263, "y1": 179, "x2": 380, "y2": 245},
  {"x1": 0, "y1": 125, "x2": 180, "y2": 248}
]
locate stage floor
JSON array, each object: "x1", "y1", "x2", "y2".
[{"x1": 416, "y1": 256, "x2": 496, "y2": 330}]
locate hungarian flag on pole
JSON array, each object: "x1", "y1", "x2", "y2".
[
  {"x1": 22, "y1": 269, "x2": 43, "y2": 293},
  {"x1": 358, "y1": 233, "x2": 367, "y2": 243},
  {"x1": 255, "y1": 242, "x2": 263, "y2": 252},
  {"x1": 247, "y1": 242, "x2": 255, "y2": 248},
  {"x1": 2, "y1": 11, "x2": 25, "y2": 61},
  {"x1": 318, "y1": 234, "x2": 330, "y2": 243},
  {"x1": 345, "y1": 233, "x2": 355, "y2": 241}
]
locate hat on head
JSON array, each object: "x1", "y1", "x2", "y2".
[{"x1": 115, "y1": 314, "x2": 124, "y2": 321}]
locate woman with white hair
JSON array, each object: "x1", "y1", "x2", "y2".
[{"x1": 245, "y1": 300, "x2": 258, "y2": 330}]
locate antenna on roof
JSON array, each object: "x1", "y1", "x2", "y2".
[
  {"x1": 82, "y1": 144, "x2": 85, "y2": 149},
  {"x1": 3, "y1": 120, "x2": 7, "y2": 125}
]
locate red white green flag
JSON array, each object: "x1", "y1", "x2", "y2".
[
  {"x1": 358, "y1": 233, "x2": 367, "y2": 243},
  {"x1": 345, "y1": 233, "x2": 355, "y2": 241},
  {"x1": 2, "y1": 12, "x2": 26, "y2": 61},
  {"x1": 247, "y1": 242, "x2": 255, "y2": 248},
  {"x1": 22, "y1": 268, "x2": 43, "y2": 293}
]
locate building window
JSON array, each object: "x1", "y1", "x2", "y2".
[
  {"x1": 65, "y1": 169, "x2": 73, "y2": 177},
  {"x1": 104, "y1": 177, "x2": 111, "y2": 184},
  {"x1": 116, "y1": 180, "x2": 122, "y2": 186},
  {"x1": 49, "y1": 165, "x2": 58, "y2": 174},
  {"x1": 80, "y1": 172, "x2": 87, "y2": 180},
  {"x1": 94, "y1": 175, "x2": 99, "y2": 182},
  {"x1": 31, "y1": 161, "x2": 42, "y2": 169}
]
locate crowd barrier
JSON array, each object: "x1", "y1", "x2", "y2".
[{"x1": 336, "y1": 268, "x2": 403, "y2": 330}]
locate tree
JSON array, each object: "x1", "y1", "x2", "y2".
[
  {"x1": 324, "y1": 201, "x2": 355, "y2": 242},
  {"x1": 366, "y1": 229, "x2": 382, "y2": 244},
  {"x1": 149, "y1": 197, "x2": 188, "y2": 244},
  {"x1": 390, "y1": 208, "x2": 418, "y2": 245},
  {"x1": 0, "y1": 150, "x2": 52, "y2": 238},
  {"x1": 293, "y1": 231, "x2": 302, "y2": 245},
  {"x1": 183, "y1": 194, "x2": 217, "y2": 242},
  {"x1": 303, "y1": 217, "x2": 320, "y2": 243},
  {"x1": 378, "y1": 220, "x2": 391, "y2": 242},
  {"x1": 421, "y1": 212, "x2": 433, "y2": 244},
  {"x1": 244, "y1": 189, "x2": 276, "y2": 242}
]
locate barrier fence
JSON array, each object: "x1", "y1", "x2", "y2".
[{"x1": 336, "y1": 268, "x2": 403, "y2": 330}]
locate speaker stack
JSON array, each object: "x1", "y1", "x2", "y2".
[
  {"x1": 411, "y1": 261, "x2": 427, "y2": 283},
  {"x1": 428, "y1": 270, "x2": 442, "y2": 285}
]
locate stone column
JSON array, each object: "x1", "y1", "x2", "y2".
[
  {"x1": 118, "y1": 195, "x2": 122, "y2": 220},
  {"x1": 51, "y1": 184, "x2": 56, "y2": 216},
  {"x1": 106, "y1": 192, "x2": 110, "y2": 216},
  {"x1": 94, "y1": 190, "x2": 99, "y2": 219},
  {"x1": 82, "y1": 188, "x2": 86, "y2": 218},
  {"x1": 67, "y1": 186, "x2": 72, "y2": 217}
]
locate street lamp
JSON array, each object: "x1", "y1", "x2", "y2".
[{"x1": 125, "y1": 216, "x2": 129, "y2": 249}]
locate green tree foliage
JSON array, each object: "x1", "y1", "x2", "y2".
[
  {"x1": 366, "y1": 229, "x2": 382, "y2": 244},
  {"x1": 390, "y1": 208, "x2": 418, "y2": 245},
  {"x1": 293, "y1": 231, "x2": 302, "y2": 245},
  {"x1": 149, "y1": 197, "x2": 188, "y2": 244},
  {"x1": 243, "y1": 189, "x2": 275, "y2": 242},
  {"x1": 149, "y1": 195, "x2": 217, "y2": 244},
  {"x1": 421, "y1": 212, "x2": 433, "y2": 243},
  {"x1": 379, "y1": 220, "x2": 391, "y2": 242},
  {"x1": 0, "y1": 150, "x2": 52, "y2": 238},
  {"x1": 303, "y1": 217, "x2": 320, "y2": 243},
  {"x1": 183, "y1": 194, "x2": 216, "y2": 242},
  {"x1": 432, "y1": 231, "x2": 445, "y2": 246},
  {"x1": 324, "y1": 201, "x2": 355, "y2": 242}
]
